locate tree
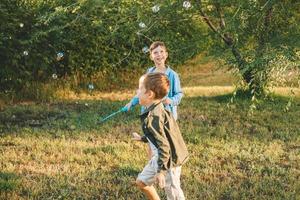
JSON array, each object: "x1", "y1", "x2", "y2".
[
  {"x1": 0, "y1": 0, "x2": 206, "y2": 94},
  {"x1": 194, "y1": 0, "x2": 300, "y2": 95},
  {"x1": 1, "y1": 0, "x2": 298, "y2": 97}
]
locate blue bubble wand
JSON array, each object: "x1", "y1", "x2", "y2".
[{"x1": 98, "y1": 106, "x2": 128, "y2": 124}]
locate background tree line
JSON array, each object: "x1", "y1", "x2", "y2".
[{"x1": 0, "y1": 0, "x2": 299, "y2": 98}]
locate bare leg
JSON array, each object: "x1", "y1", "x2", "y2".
[{"x1": 136, "y1": 180, "x2": 160, "y2": 200}]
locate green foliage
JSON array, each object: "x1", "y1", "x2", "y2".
[
  {"x1": 1, "y1": 0, "x2": 299, "y2": 99},
  {"x1": 0, "y1": 0, "x2": 205, "y2": 94},
  {"x1": 196, "y1": 0, "x2": 300, "y2": 95}
]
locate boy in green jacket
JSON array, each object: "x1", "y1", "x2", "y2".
[{"x1": 132, "y1": 73, "x2": 189, "y2": 200}]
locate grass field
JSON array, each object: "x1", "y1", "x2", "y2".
[
  {"x1": 1, "y1": 94, "x2": 299, "y2": 199},
  {"x1": 0, "y1": 56, "x2": 299, "y2": 199}
]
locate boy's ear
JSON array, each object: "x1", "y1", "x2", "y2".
[{"x1": 147, "y1": 90, "x2": 155, "y2": 99}]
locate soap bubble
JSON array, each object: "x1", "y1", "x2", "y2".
[
  {"x1": 56, "y1": 52, "x2": 64, "y2": 61},
  {"x1": 183, "y1": 1, "x2": 191, "y2": 9},
  {"x1": 139, "y1": 22, "x2": 146, "y2": 29},
  {"x1": 142, "y1": 46, "x2": 149, "y2": 54},
  {"x1": 88, "y1": 83, "x2": 94, "y2": 90},
  {"x1": 152, "y1": 5, "x2": 160, "y2": 13}
]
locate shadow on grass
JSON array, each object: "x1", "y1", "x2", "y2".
[
  {"x1": 0, "y1": 171, "x2": 20, "y2": 197},
  {"x1": 179, "y1": 92, "x2": 300, "y2": 143},
  {"x1": 114, "y1": 165, "x2": 140, "y2": 177},
  {"x1": 1, "y1": 93, "x2": 299, "y2": 143},
  {"x1": 19, "y1": 168, "x2": 141, "y2": 199},
  {"x1": 0, "y1": 99, "x2": 140, "y2": 134}
]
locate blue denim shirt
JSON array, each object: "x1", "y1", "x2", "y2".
[{"x1": 130, "y1": 66, "x2": 183, "y2": 120}]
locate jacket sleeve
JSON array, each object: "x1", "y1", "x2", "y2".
[
  {"x1": 168, "y1": 73, "x2": 183, "y2": 106},
  {"x1": 148, "y1": 115, "x2": 170, "y2": 174}
]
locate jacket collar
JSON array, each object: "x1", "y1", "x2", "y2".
[{"x1": 140, "y1": 101, "x2": 163, "y2": 118}]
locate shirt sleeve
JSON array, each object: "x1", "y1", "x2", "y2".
[
  {"x1": 168, "y1": 73, "x2": 183, "y2": 106},
  {"x1": 147, "y1": 115, "x2": 170, "y2": 174},
  {"x1": 129, "y1": 67, "x2": 153, "y2": 107},
  {"x1": 130, "y1": 96, "x2": 139, "y2": 107}
]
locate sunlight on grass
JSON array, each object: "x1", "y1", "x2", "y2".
[
  {"x1": 183, "y1": 86, "x2": 235, "y2": 97},
  {"x1": 56, "y1": 89, "x2": 135, "y2": 101},
  {"x1": 1, "y1": 93, "x2": 299, "y2": 199},
  {"x1": 271, "y1": 87, "x2": 300, "y2": 97},
  {"x1": 55, "y1": 86, "x2": 300, "y2": 101}
]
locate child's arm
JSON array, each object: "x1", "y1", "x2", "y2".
[
  {"x1": 125, "y1": 68, "x2": 153, "y2": 111},
  {"x1": 131, "y1": 132, "x2": 148, "y2": 143},
  {"x1": 131, "y1": 132, "x2": 142, "y2": 141},
  {"x1": 164, "y1": 73, "x2": 183, "y2": 106},
  {"x1": 147, "y1": 115, "x2": 170, "y2": 175},
  {"x1": 125, "y1": 95, "x2": 139, "y2": 111}
]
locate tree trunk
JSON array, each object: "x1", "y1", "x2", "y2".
[{"x1": 197, "y1": 2, "x2": 253, "y2": 87}]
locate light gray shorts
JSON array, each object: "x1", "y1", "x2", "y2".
[{"x1": 137, "y1": 156, "x2": 185, "y2": 200}]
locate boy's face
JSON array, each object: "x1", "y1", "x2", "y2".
[
  {"x1": 137, "y1": 77, "x2": 155, "y2": 106},
  {"x1": 150, "y1": 45, "x2": 168, "y2": 67}
]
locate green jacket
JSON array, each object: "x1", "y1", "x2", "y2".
[{"x1": 140, "y1": 102, "x2": 189, "y2": 174}]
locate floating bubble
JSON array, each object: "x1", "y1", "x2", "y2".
[
  {"x1": 207, "y1": 5, "x2": 213, "y2": 11},
  {"x1": 88, "y1": 83, "x2": 94, "y2": 90},
  {"x1": 56, "y1": 52, "x2": 64, "y2": 61},
  {"x1": 19, "y1": 23, "x2": 24, "y2": 28},
  {"x1": 23, "y1": 51, "x2": 28, "y2": 56},
  {"x1": 70, "y1": 125, "x2": 76, "y2": 130},
  {"x1": 142, "y1": 46, "x2": 149, "y2": 54},
  {"x1": 57, "y1": 52, "x2": 64, "y2": 57},
  {"x1": 139, "y1": 22, "x2": 146, "y2": 29},
  {"x1": 152, "y1": 5, "x2": 160, "y2": 13},
  {"x1": 183, "y1": 1, "x2": 191, "y2": 9},
  {"x1": 52, "y1": 74, "x2": 58, "y2": 79}
]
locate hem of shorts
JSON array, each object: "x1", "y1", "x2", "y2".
[{"x1": 136, "y1": 177, "x2": 153, "y2": 186}]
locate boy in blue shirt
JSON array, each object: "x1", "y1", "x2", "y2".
[
  {"x1": 125, "y1": 41, "x2": 183, "y2": 120},
  {"x1": 132, "y1": 73, "x2": 188, "y2": 200}
]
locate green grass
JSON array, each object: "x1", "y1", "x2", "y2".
[
  {"x1": 0, "y1": 54, "x2": 299, "y2": 199},
  {"x1": 0, "y1": 95, "x2": 299, "y2": 199},
  {"x1": 178, "y1": 54, "x2": 237, "y2": 87}
]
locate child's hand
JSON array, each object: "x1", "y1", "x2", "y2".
[
  {"x1": 125, "y1": 102, "x2": 132, "y2": 111},
  {"x1": 162, "y1": 98, "x2": 172, "y2": 105},
  {"x1": 156, "y1": 172, "x2": 165, "y2": 188},
  {"x1": 131, "y1": 132, "x2": 141, "y2": 141}
]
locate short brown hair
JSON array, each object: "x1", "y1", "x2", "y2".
[
  {"x1": 149, "y1": 41, "x2": 167, "y2": 53},
  {"x1": 143, "y1": 73, "x2": 170, "y2": 99}
]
